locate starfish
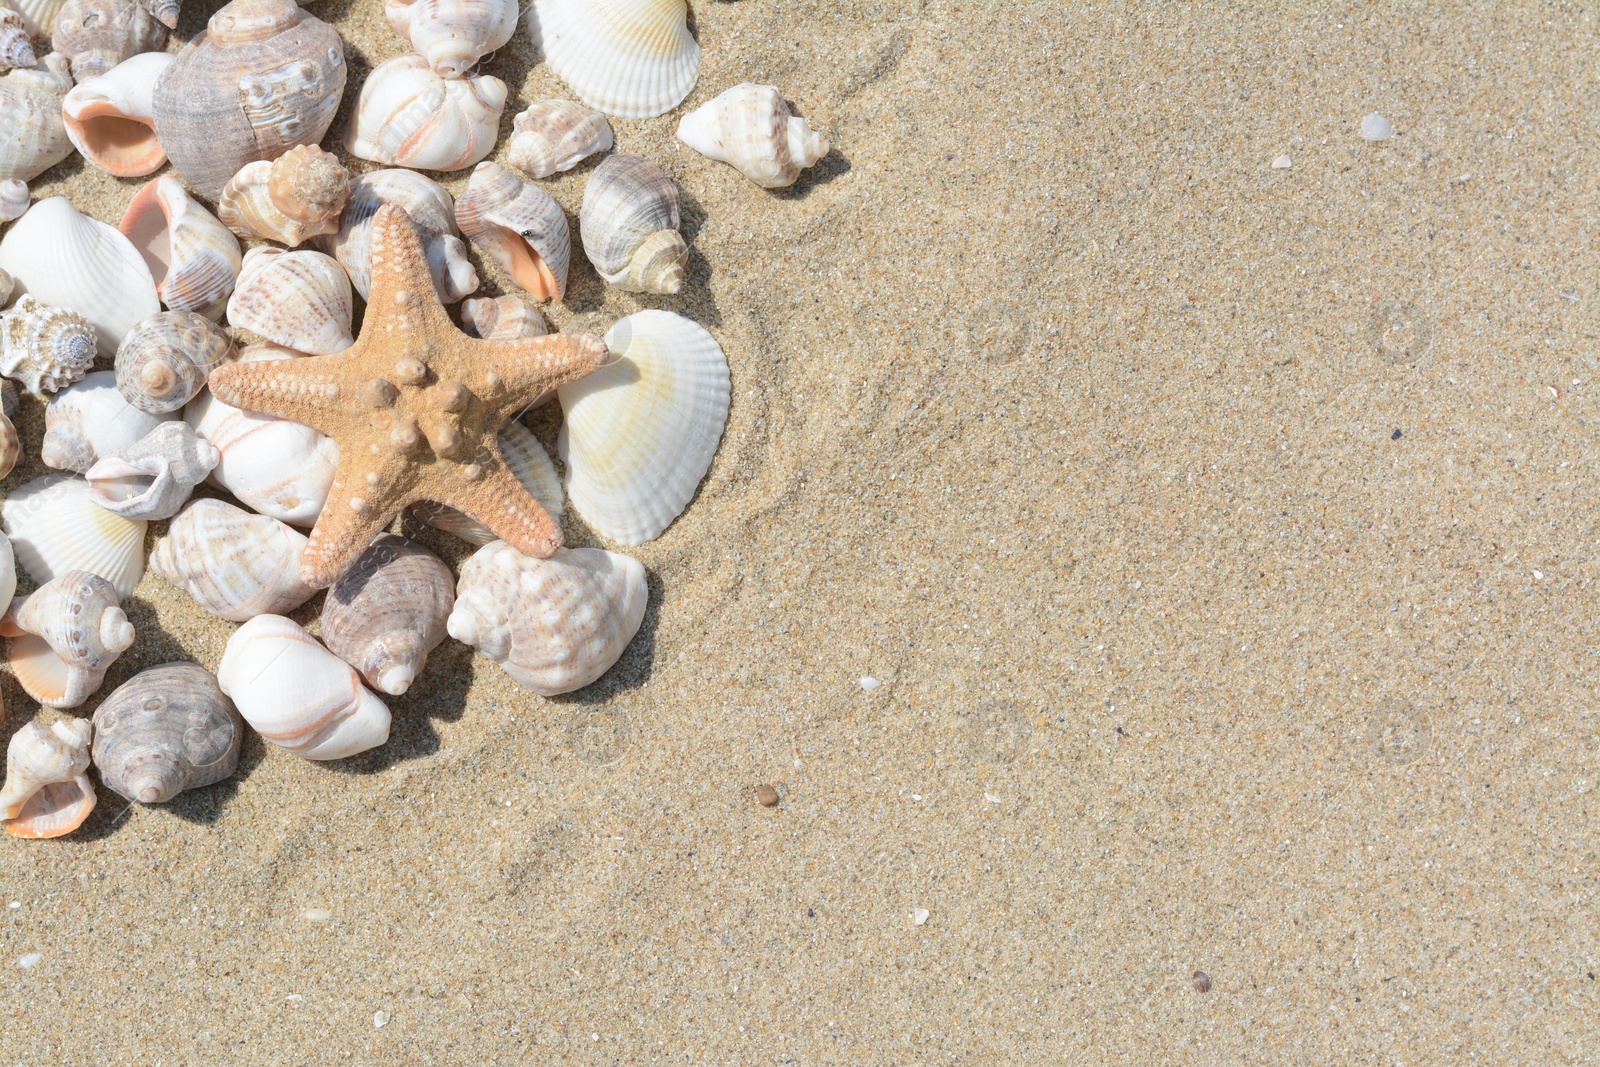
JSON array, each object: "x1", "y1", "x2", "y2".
[{"x1": 208, "y1": 205, "x2": 608, "y2": 588}]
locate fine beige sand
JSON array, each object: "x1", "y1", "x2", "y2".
[{"x1": 4, "y1": 1, "x2": 1598, "y2": 1061}]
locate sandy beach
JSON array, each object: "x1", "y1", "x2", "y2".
[{"x1": 3, "y1": 1, "x2": 1598, "y2": 1061}]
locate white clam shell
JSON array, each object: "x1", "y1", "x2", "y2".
[
  {"x1": 3, "y1": 569, "x2": 134, "y2": 708},
  {"x1": 385, "y1": 0, "x2": 517, "y2": 79},
  {"x1": 86, "y1": 420, "x2": 221, "y2": 521},
  {"x1": 413, "y1": 420, "x2": 561, "y2": 546},
  {"x1": 315, "y1": 168, "x2": 477, "y2": 303},
  {"x1": 506, "y1": 98, "x2": 613, "y2": 179},
  {"x1": 226, "y1": 246, "x2": 353, "y2": 355},
  {"x1": 557, "y1": 310, "x2": 729, "y2": 545},
  {"x1": 41, "y1": 370, "x2": 173, "y2": 472},
  {"x1": 218, "y1": 614, "x2": 391, "y2": 761},
  {"x1": 677, "y1": 83, "x2": 830, "y2": 190},
  {"x1": 343, "y1": 52, "x2": 505, "y2": 173},
  {"x1": 0, "y1": 718, "x2": 96, "y2": 839},
  {"x1": 448, "y1": 543, "x2": 647, "y2": 696},
  {"x1": 118, "y1": 175, "x2": 242, "y2": 319},
  {"x1": 1, "y1": 473, "x2": 148, "y2": 598},
  {"x1": 0, "y1": 196, "x2": 161, "y2": 353},
  {"x1": 91, "y1": 662, "x2": 242, "y2": 804},
  {"x1": 0, "y1": 53, "x2": 74, "y2": 182},
  {"x1": 150, "y1": 497, "x2": 316, "y2": 621},
  {"x1": 527, "y1": 0, "x2": 698, "y2": 120},
  {"x1": 578, "y1": 152, "x2": 687, "y2": 295},
  {"x1": 454, "y1": 161, "x2": 570, "y2": 302},
  {"x1": 60, "y1": 51, "x2": 173, "y2": 177},
  {"x1": 0, "y1": 533, "x2": 16, "y2": 607}
]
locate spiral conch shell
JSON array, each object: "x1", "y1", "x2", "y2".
[
  {"x1": 218, "y1": 614, "x2": 392, "y2": 760},
  {"x1": 344, "y1": 52, "x2": 505, "y2": 173},
  {"x1": 316, "y1": 168, "x2": 478, "y2": 303},
  {"x1": 92, "y1": 662, "x2": 243, "y2": 804},
  {"x1": 454, "y1": 161, "x2": 570, "y2": 301},
  {"x1": 119, "y1": 178, "x2": 242, "y2": 320},
  {"x1": 413, "y1": 420, "x2": 561, "y2": 545},
  {"x1": 579, "y1": 153, "x2": 687, "y2": 295},
  {"x1": 320, "y1": 534, "x2": 454, "y2": 696},
  {"x1": 151, "y1": 497, "x2": 316, "y2": 621},
  {"x1": 115, "y1": 310, "x2": 234, "y2": 414},
  {"x1": 0, "y1": 718, "x2": 96, "y2": 839},
  {"x1": 226, "y1": 246, "x2": 353, "y2": 355},
  {"x1": 385, "y1": 0, "x2": 517, "y2": 79},
  {"x1": 218, "y1": 144, "x2": 350, "y2": 247},
  {"x1": 137, "y1": 0, "x2": 176, "y2": 29},
  {"x1": 0, "y1": 294, "x2": 96, "y2": 397},
  {"x1": 0, "y1": 53, "x2": 74, "y2": 182},
  {"x1": 86, "y1": 420, "x2": 220, "y2": 520},
  {"x1": 1, "y1": 474, "x2": 148, "y2": 598},
  {"x1": 0, "y1": 178, "x2": 27, "y2": 223},
  {"x1": 506, "y1": 99, "x2": 612, "y2": 180},
  {"x1": 61, "y1": 52, "x2": 173, "y2": 177},
  {"x1": 449, "y1": 543, "x2": 647, "y2": 696},
  {"x1": 2, "y1": 569, "x2": 135, "y2": 708},
  {"x1": 677, "y1": 83, "x2": 830, "y2": 190},
  {"x1": 151, "y1": 0, "x2": 347, "y2": 199},
  {"x1": 41, "y1": 370, "x2": 172, "y2": 472},
  {"x1": 527, "y1": 0, "x2": 699, "y2": 120},
  {"x1": 0, "y1": 6, "x2": 36, "y2": 72},
  {"x1": 460, "y1": 294, "x2": 547, "y2": 341},
  {"x1": 52, "y1": 0, "x2": 167, "y2": 83}
]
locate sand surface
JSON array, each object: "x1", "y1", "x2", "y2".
[{"x1": 3, "y1": 1, "x2": 1598, "y2": 1062}]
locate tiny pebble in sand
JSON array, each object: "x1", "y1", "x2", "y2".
[
  {"x1": 912, "y1": 908, "x2": 930, "y2": 926},
  {"x1": 860, "y1": 676, "x2": 880, "y2": 692},
  {"x1": 17, "y1": 953, "x2": 40, "y2": 969},
  {"x1": 1192, "y1": 970, "x2": 1212, "y2": 993},
  {"x1": 303, "y1": 908, "x2": 332, "y2": 923},
  {"x1": 756, "y1": 785, "x2": 779, "y2": 807},
  {"x1": 1272, "y1": 154, "x2": 1291, "y2": 169},
  {"x1": 1361, "y1": 112, "x2": 1393, "y2": 140},
  {"x1": 374, "y1": 1011, "x2": 390, "y2": 1028}
]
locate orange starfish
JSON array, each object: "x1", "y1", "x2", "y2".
[{"x1": 208, "y1": 205, "x2": 608, "y2": 588}]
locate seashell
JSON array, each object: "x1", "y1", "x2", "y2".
[
  {"x1": 118, "y1": 177, "x2": 242, "y2": 320},
  {"x1": 0, "y1": 407, "x2": 19, "y2": 477},
  {"x1": 52, "y1": 0, "x2": 166, "y2": 83},
  {"x1": 136, "y1": 0, "x2": 176, "y2": 30},
  {"x1": 0, "y1": 6, "x2": 34, "y2": 72},
  {"x1": 385, "y1": 0, "x2": 517, "y2": 79},
  {"x1": 0, "y1": 178, "x2": 28, "y2": 222},
  {"x1": 0, "y1": 718, "x2": 95, "y2": 839},
  {"x1": 2, "y1": 569, "x2": 134, "y2": 707},
  {"x1": 151, "y1": 497, "x2": 315, "y2": 620},
  {"x1": 460, "y1": 294, "x2": 547, "y2": 341},
  {"x1": 217, "y1": 144, "x2": 349, "y2": 247},
  {"x1": 59, "y1": 50, "x2": 172, "y2": 176},
  {"x1": 343, "y1": 52, "x2": 505, "y2": 174},
  {"x1": 0, "y1": 196, "x2": 161, "y2": 352},
  {"x1": 505, "y1": 99, "x2": 612, "y2": 179},
  {"x1": 1, "y1": 378, "x2": 15, "y2": 417},
  {"x1": 0, "y1": 53, "x2": 73, "y2": 182},
  {"x1": 0, "y1": 531, "x2": 17, "y2": 606},
  {"x1": 677, "y1": 83, "x2": 830, "y2": 190},
  {"x1": 1, "y1": 474, "x2": 147, "y2": 597},
  {"x1": 0, "y1": 294, "x2": 96, "y2": 396},
  {"x1": 315, "y1": 168, "x2": 477, "y2": 303},
  {"x1": 557, "y1": 310, "x2": 729, "y2": 545},
  {"x1": 217, "y1": 614, "x2": 391, "y2": 760},
  {"x1": 579, "y1": 152, "x2": 687, "y2": 295},
  {"x1": 527, "y1": 0, "x2": 699, "y2": 120},
  {"x1": 91, "y1": 662, "x2": 242, "y2": 804},
  {"x1": 413, "y1": 420, "x2": 560, "y2": 546},
  {"x1": 454, "y1": 161, "x2": 569, "y2": 301},
  {"x1": 85, "y1": 420, "x2": 220, "y2": 520},
  {"x1": 114, "y1": 310, "x2": 234, "y2": 414},
  {"x1": 151, "y1": 0, "x2": 347, "y2": 199},
  {"x1": 8, "y1": 0, "x2": 69, "y2": 35},
  {"x1": 448, "y1": 542, "x2": 647, "y2": 696},
  {"x1": 0, "y1": 269, "x2": 9, "y2": 306},
  {"x1": 226, "y1": 246, "x2": 353, "y2": 355},
  {"x1": 41, "y1": 371, "x2": 171, "y2": 472},
  {"x1": 320, "y1": 533, "x2": 453, "y2": 695},
  {"x1": 185, "y1": 347, "x2": 337, "y2": 525}
]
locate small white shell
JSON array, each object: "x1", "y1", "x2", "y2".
[
  {"x1": 85, "y1": 420, "x2": 220, "y2": 520},
  {"x1": 0, "y1": 195, "x2": 161, "y2": 353},
  {"x1": 448, "y1": 542, "x2": 647, "y2": 696},
  {"x1": 52, "y1": 0, "x2": 168, "y2": 83},
  {"x1": 579, "y1": 153, "x2": 687, "y2": 295},
  {"x1": 3, "y1": 568, "x2": 135, "y2": 708},
  {"x1": 460, "y1": 294, "x2": 547, "y2": 341},
  {"x1": 385, "y1": 0, "x2": 517, "y2": 79},
  {"x1": 217, "y1": 144, "x2": 350, "y2": 247},
  {"x1": 0, "y1": 178, "x2": 27, "y2": 222},
  {"x1": 0, "y1": 531, "x2": 18, "y2": 607},
  {"x1": 114, "y1": 310, "x2": 234, "y2": 414},
  {"x1": 315, "y1": 168, "x2": 477, "y2": 303},
  {"x1": 527, "y1": 0, "x2": 699, "y2": 120},
  {"x1": 454, "y1": 161, "x2": 570, "y2": 302},
  {"x1": 0, "y1": 6, "x2": 36, "y2": 72},
  {"x1": 320, "y1": 533, "x2": 454, "y2": 695},
  {"x1": 1, "y1": 473, "x2": 148, "y2": 597},
  {"x1": 557, "y1": 310, "x2": 729, "y2": 545},
  {"x1": 150, "y1": 497, "x2": 316, "y2": 620},
  {"x1": 60, "y1": 51, "x2": 173, "y2": 177},
  {"x1": 0, "y1": 53, "x2": 74, "y2": 182},
  {"x1": 118, "y1": 175, "x2": 242, "y2": 319},
  {"x1": 413, "y1": 420, "x2": 561, "y2": 545},
  {"x1": 42, "y1": 370, "x2": 172, "y2": 472},
  {"x1": 218, "y1": 614, "x2": 392, "y2": 761},
  {"x1": 226, "y1": 246, "x2": 353, "y2": 355},
  {"x1": 0, "y1": 718, "x2": 96, "y2": 839},
  {"x1": 677, "y1": 83, "x2": 830, "y2": 190},
  {"x1": 343, "y1": 52, "x2": 505, "y2": 173},
  {"x1": 91, "y1": 662, "x2": 242, "y2": 804},
  {"x1": 506, "y1": 99, "x2": 612, "y2": 179},
  {"x1": 0, "y1": 294, "x2": 97, "y2": 396}
]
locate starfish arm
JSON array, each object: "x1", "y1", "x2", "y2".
[
  {"x1": 298, "y1": 490, "x2": 402, "y2": 588},
  {"x1": 366, "y1": 204, "x2": 457, "y2": 337},
  {"x1": 433, "y1": 457, "x2": 565, "y2": 559},
  {"x1": 473, "y1": 333, "x2": 610, "y2": 419},
  {"x1": 208, "y1": 355, "x2": 360, "y2": 436}
]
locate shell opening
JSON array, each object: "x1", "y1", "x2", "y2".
[
  {"x1": 4, "y1": 776, "x2": 96, "y2": 839},
  {"x1": 503, "y1": 227, "x2": 560, "y2": 302},
  {"x1": 73, "y1": 110, "x2": 163, "y2": 177}
]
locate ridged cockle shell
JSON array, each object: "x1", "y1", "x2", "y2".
[
  {"x1": 320, "y1": 534, "x2": 454, "y2": 696},
  {"x1": 92, "y1": 662, "x2": 243, "y2": 804},
  {"x1": 1, "y1": 473, "x2": 148, "y2": 598},
  {"x1": 454, "y1": 161, "x2": 570, "y2": 301},
  {"x1": 527, "y1": 0, "x2": 699, "y2": 119},
  {"x1": 0, "y1": 718, "x2": 95, "y2": 839},
  {"x1": 579, "y1": 153, "x2": 687, "y2": 295}
]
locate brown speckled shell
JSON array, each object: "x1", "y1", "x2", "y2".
[{"x1": 320, "y1": 534, "x2": 454, "y2": 696}]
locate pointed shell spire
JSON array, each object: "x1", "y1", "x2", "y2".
[
  {"x1": 92, "y1": 662, "x2": 242, "y2": 804},
  {"x1": 320, "y1": 534, "x2": 454, "y2": 696},
  {"x1": 579, "y1": 152, "x2": 687, "y2": 295}
]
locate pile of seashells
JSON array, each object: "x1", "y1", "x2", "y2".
[{"x1": 0, "y1": 0, "x2": 832, "y2": 838}]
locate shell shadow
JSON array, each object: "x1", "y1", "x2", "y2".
[
  {"x1": 546, "y1": 562, "x2": 661, "y2": 705},
  {"x1": 319, "y1": 636, "x2": 475, "y2": 774},
  {"x1": 772, "y1": 146, "x2": 852, "y2": 201}
]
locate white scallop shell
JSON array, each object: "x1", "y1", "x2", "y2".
[
  {"x1": 557, "y1": 310, "x2": 729, "y2": 545},
  {"x1": 454, "y1": 161, "x2": 569, "y2": 301},
  {"x1": 0, "y1": 195, "x2": 161, "y2": 353},
  {"x1": 448, "y1": 542, "x2": 647, "y2": 696},
  {"x1": 506, "y1": 99, "x2": 613, "y2": 179},
  {"x1": 1, "y1": 473, "x2": 148, "y2": 598},
  {"x1": 41, "y1": 370, "x2": 173, "y2": 473},
  {"x1": 343, "y1": 52, "x2": 505, "y2": 173},
  {"x1": 0, "y1": 717, "x2": 95, "y2": 839},
  {"x1": 314, "y1": 168, "x2": 478, "y2": 303},
  {"x1": 413, "y1": 420, "x2": 561, "y2": 546},
  {"x1": 385, "y1": 0, "x2": 517, "y2": 79},
  {"x1": 60, "y1": 51, "x2": 173, "y2": 177},
  {"x1": 9, "y1": 0, "x2": 70, "y2": 36},
  {"x1": 217, "y1": 614, "x2": 391, "y2": 761},
  {"x1": 226, "y1": 246, "x2": 353, "y2": 355},
  {"x1": 118, "y1": 175, "x2": 242, "y2": 320},
  {"x1": 677, "y1": 82, "x2": 830, "y2": 190},
  {"x1": 527, "y1": 0, "x2": 698, "y2": 119},
  {"x1": 150, "y1": 497, "x2": 316, "y2": 621},
  {"x1": 0, "y1": 53, "x2": 74, "y2": 182},
  {"x1": 85, "y1": 420, "x2": 220, "y2": 521}
]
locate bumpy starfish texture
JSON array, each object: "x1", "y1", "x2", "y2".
[{"x1": 209, "y1": 205, "x2": 608, "y2": 588}]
